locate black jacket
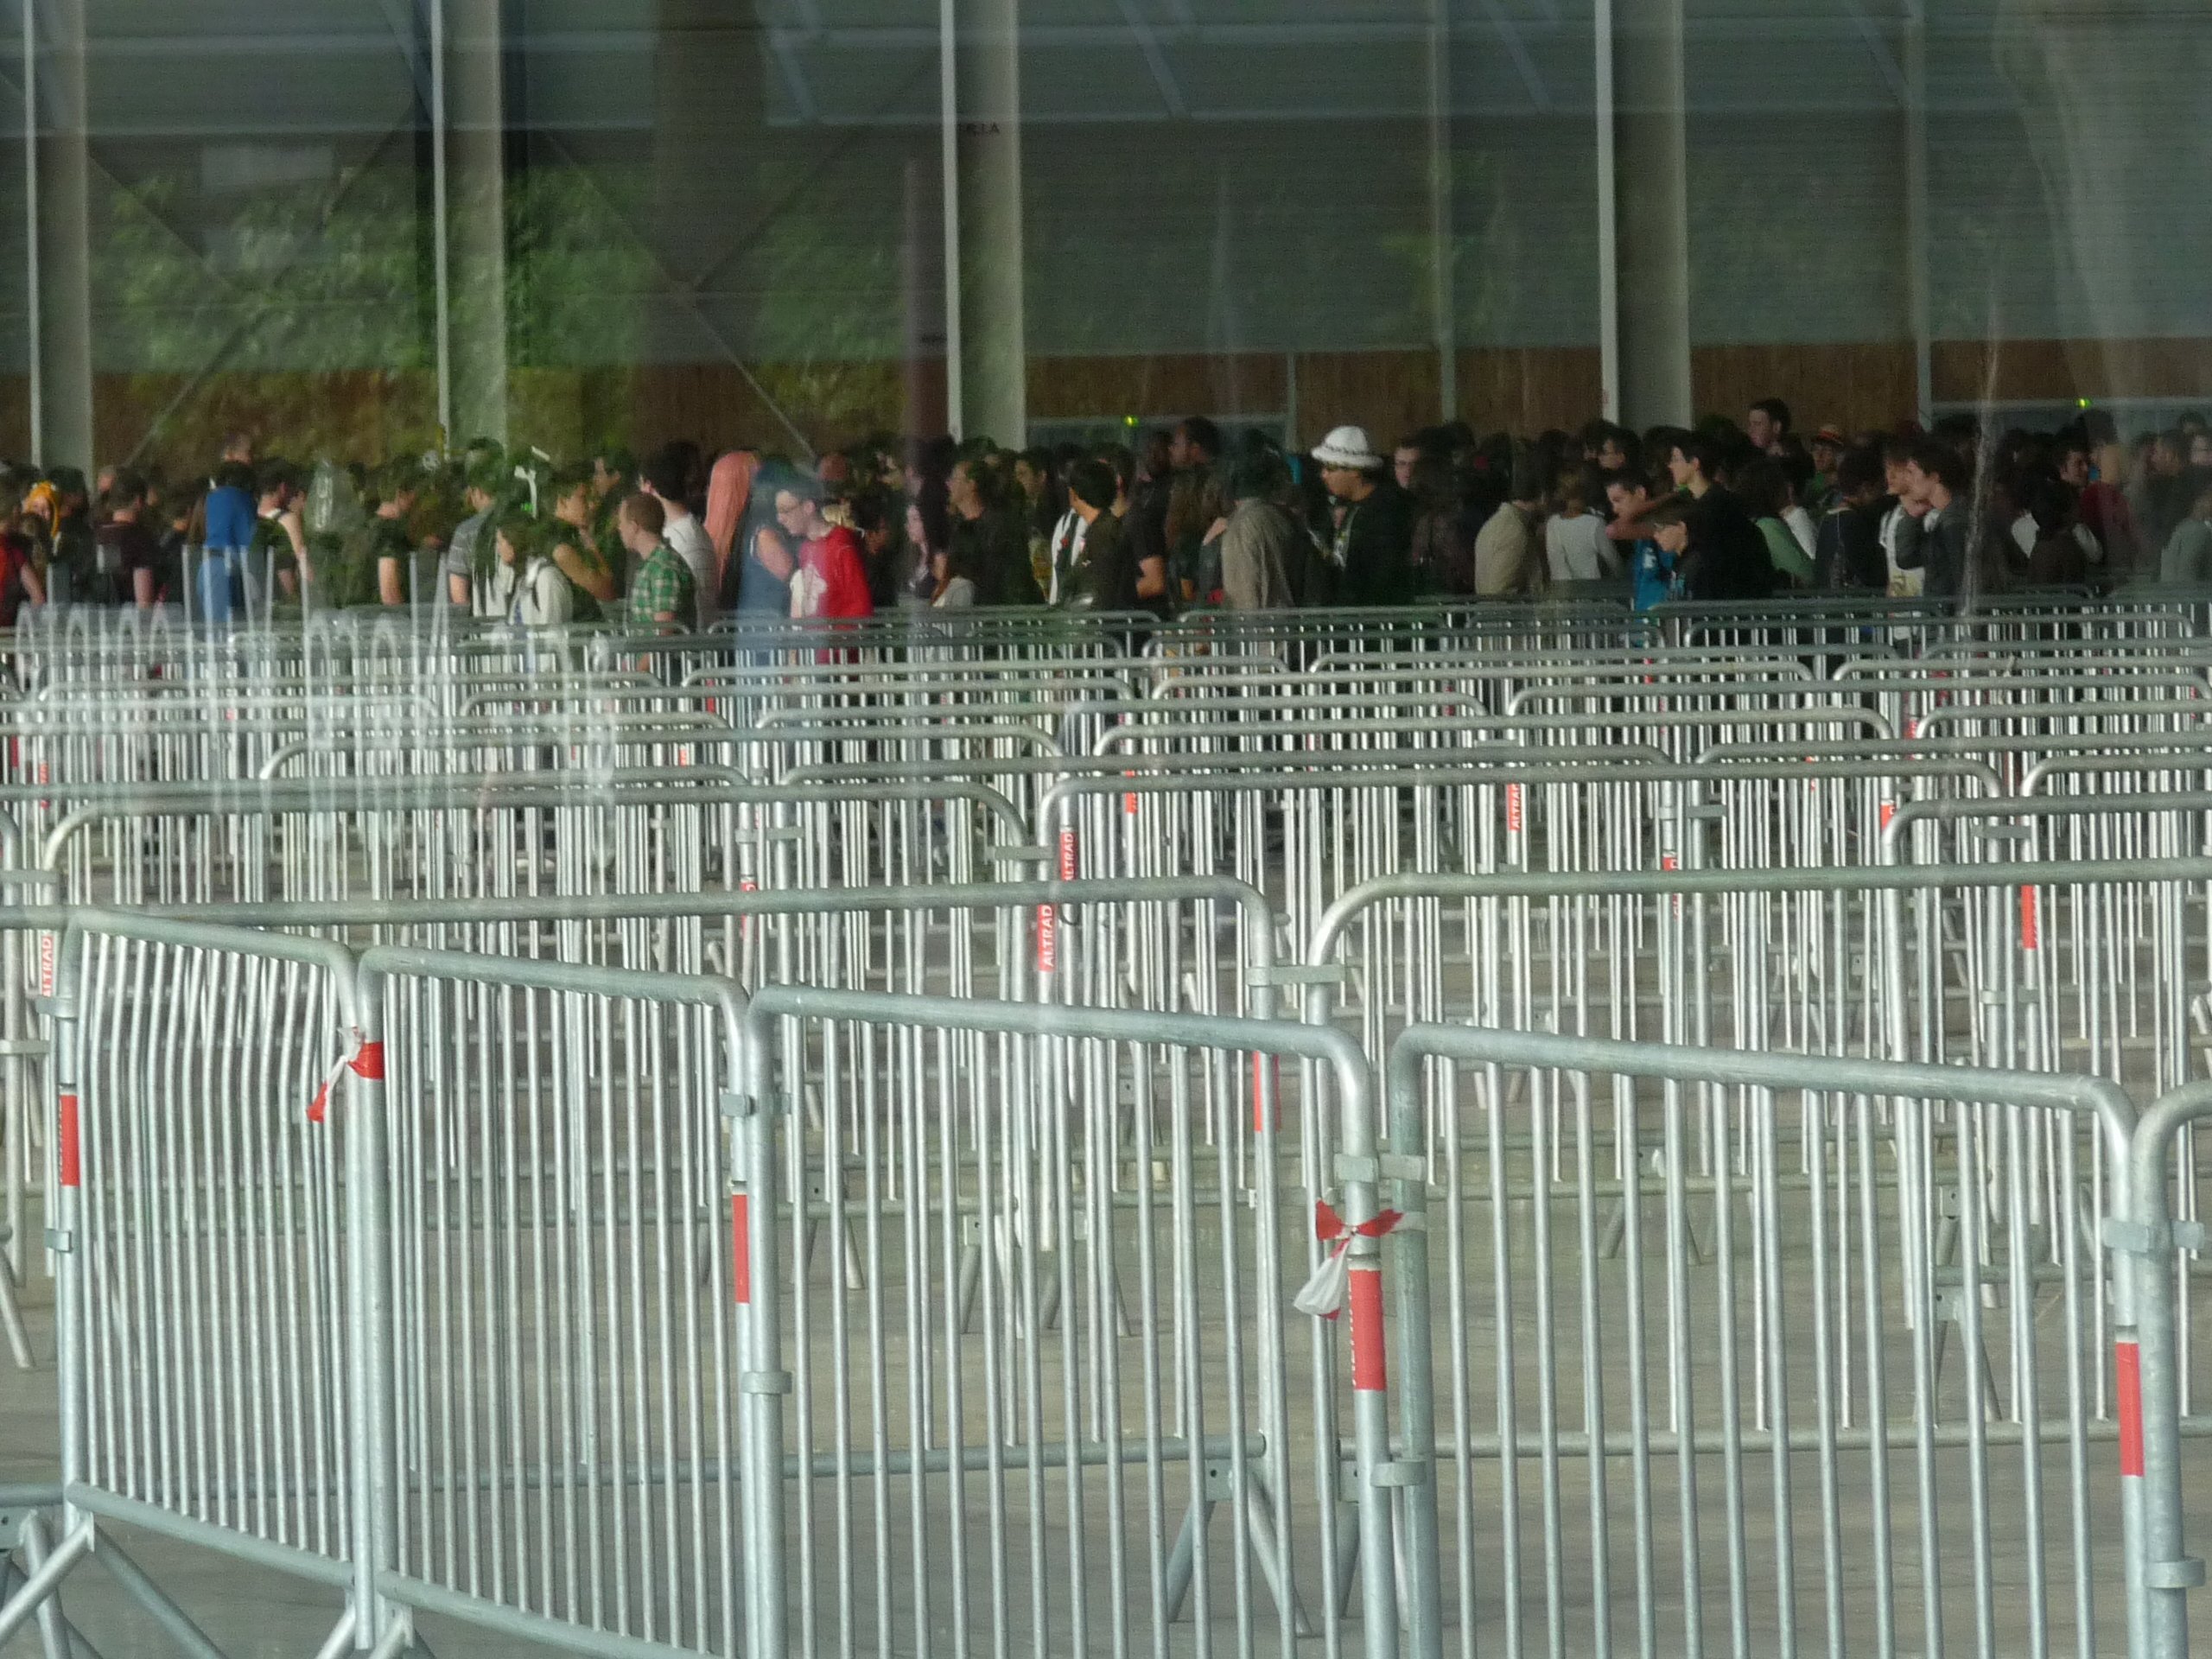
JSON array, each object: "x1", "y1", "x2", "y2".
[
  {"x1": 1892, "y1": 505, "x2": 1971, "y2": 598},
  {"x1": 1680, "y1": 487, "x2": 1775, "y2": 602},
  {"x1": 1814, "y1": 500, "x2": 1888, "y2": 590}
]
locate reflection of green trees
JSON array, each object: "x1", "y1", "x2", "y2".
[
  {"x1": 96, "y1": 152, "x2": 942, "y2": 462},
  {"x1": 745, "y1": 180, "x2": 909, "y2": 443},
  {"x1": 98, "y1": 162, "x2": 658, "y2": 462}
]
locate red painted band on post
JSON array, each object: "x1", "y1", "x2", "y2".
[
  {"x1": 1250, "y1": 1057, "x2": 1277, "y2": 1135},
  {"x1": 2116, "y1": 1339, "x2": 2145, "y2": 1478},
  {"x1": 58, "y1": 1093, "x2": 79, "y2": 1188},
  {"x1": 1348, "y1": 1265, "x2": 1386, "y2": 1392},
  {"x1": 2020, "y1": 887, "x2": 2039, "y2": 951},
  {"x1": 350, "y1": 1040, "x2": 386, "y2": 1081},
  {"x1": 732, "y1": 1194, "x2": 752, "y2": 1305},
  {"x1": 1035, "y1": 905, "x2": 1058, "y2": 975}
]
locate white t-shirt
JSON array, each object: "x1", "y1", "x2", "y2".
[
  {"x1": 663, "y1": 507, "x2": 716, "y2": 629},
  {"x1": 1544, "y1": 512, "x2": 1618, "y2": 583},
  {"x1": 1783, "y1": 504, "x2": 1817, "y2": 559},
  {"x1": 480, "y1": 557, "x2": 573, "y2": 626},
  {"x1": 1879, "y1": 504, "x2": 1924, "y2": 598},
  {"x1": 1046, "y1": 510, "x2": 1086, "y2": 606}
]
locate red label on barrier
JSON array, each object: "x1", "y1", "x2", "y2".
[
  {"x1": 351, "y1": 1040, "x2": 386, "y2": 1081},
  {"x1": 2116, "y1": 1339, "x2": 2145, "y2": 1478},
  {"x1": 1249, "y1": 1056, "x2": 1278, "y2": 1135},
  {"x1": 1125, "y1": 792, "x2": 1138, "y2": 816},
  {"x1": 732, "y1": 1194, "x2": 752, "y2": 1304},
  {"x1": 2020, "y1": 887, "x2": 2039, "y2": 951},
  {"x1": 1035, "y1": 904, "x2": 1058, "y2": 974},
  {"x1": 58, "y1": 1093, "x2": 79, "y2": 1188},
  {"x1": 1058, "y1": 827, "x2": 1077, "y2": 880},
  {"x1": 39, "y1": 931, "x2": 54, "y2": 1000},
  {"x1": 1348, "y1": 1265, "x2": 1387, "y2": 1392},
  {"x1": 1880, "y1": 802, "x2": 1897, "y2": 831},
  {"x1": 1506, "y1": 784, "x2": 1523, "y2": 836}
]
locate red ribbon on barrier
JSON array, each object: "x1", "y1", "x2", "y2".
[
  {"x1": 1315, "y1": 1200, "x2": 1403, "y2": 1248},
  {"x1": 1294, "y1": 1200, "x2": 1404, "y2": 1325},
  {"x1": 308, "y1": 1032, "x2": 381, "y2": 1125}
]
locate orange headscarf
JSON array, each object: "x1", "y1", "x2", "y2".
[{"x1": 704, "y1": 451, "x2": 760, "y2": 597}]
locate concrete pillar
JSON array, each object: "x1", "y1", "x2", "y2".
[
  {"x1": 943, "y1": 0, "x2": 1025, "y2": 446},
  {"x1": 30, "y1": 0, "x2": 92, "y2": 471},
  {"x1": 1606, "y1": 0, "x2": 1692, "y2": 430},
  {"x1": 445, "y1": 0, "x2": 508, "y2": 447}
]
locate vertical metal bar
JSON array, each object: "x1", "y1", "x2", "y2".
[
  {"x1": 1592, "y1": 0, "x2": 1619, "y2": 424},
  {"x1": 1903, "y1": 0, "x2": 1931, "y2": 427},
  {"x1": 428, "y1": 0, "x2": 454, "y2": 442},
  {"x1": 938, "y1": 0, "x2": 963, "y2": 442},
  {"x1": 22, "y1": 0, "x2": 41, "y2": 466},
  {"x1": 349, "y1": 996, "x2": 397, "y2": 1652},
  {"x1": 1426, "y1": 0, "x2": 1455, "y2": 424}
]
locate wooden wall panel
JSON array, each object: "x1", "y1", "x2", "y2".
[
  {"x1": 90, "y1": 370, "x2": 439, "y2": 480},
  {"x1": 1692, "y1": 342, "x2": 1917, "y2": 436},
  {"x1": 1457, "y1": 347, "x2": 1605, "y2": 439},
  {"x1": 1027, "y1": 353, "x2": 1288, "y2": 426},
  {"x1": 1293, "y1": 349, "x2": 1441, "y2": 454},
  {"x1": 22, "y1": 338, "x2": 2212, "y2": 484},
  {"x1": 1931, "y1": 338, "x2": 2212, "y2": 406},
  {"x1": 0, "y1": 378, "x2": 26, "y2": 461}
]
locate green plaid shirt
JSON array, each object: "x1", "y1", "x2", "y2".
[{"x1": 627, "y1": 542, "x2": 696, "y2": 632}]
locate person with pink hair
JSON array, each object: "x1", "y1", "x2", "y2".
[{"x1": 703, "y1": 450, "x2": 759, "y2": 607}]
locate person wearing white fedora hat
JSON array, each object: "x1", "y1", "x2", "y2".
[{"x1": 1310, "y1": 425, "x2": 1415, "y2": 607}]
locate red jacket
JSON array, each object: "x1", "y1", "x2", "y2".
[{"x1": 795, "y1": 526, "x2": 874, "y2": 620}]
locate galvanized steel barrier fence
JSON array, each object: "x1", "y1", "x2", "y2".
[
  {"x1": 1, "y1": 905, "x2": 2209, "y2": 1659},
  {"x1": 2, "y1": 601, "x2": 2212, "y2": 1658}
]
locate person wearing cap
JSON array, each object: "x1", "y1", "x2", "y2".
[
  {"x1": 1309, "y1": 425, "x2": 1415, "y2": 607},
  {"x1": 1808, "y1": 425, "x2": 1848, "y2": 508}
]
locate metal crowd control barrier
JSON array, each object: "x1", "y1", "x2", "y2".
[
  {"x1": 2, "y1": 903, "x2": 2210, "y2": 1657},
  {"x1": 1371, "y1": 1025, "x2": 2199, "y2": 1659},
  {"x1": 1, "y1": 912, "x2": 1369, "y2": 1659}
]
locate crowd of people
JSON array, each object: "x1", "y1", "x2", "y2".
[{"x1": 3, "y1": 396, "x2": 2210, "y2": 630}]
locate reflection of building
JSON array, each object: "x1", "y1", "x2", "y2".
[{"x1": 6, "y1": 0, "x2": 2210, "y2": 471}]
